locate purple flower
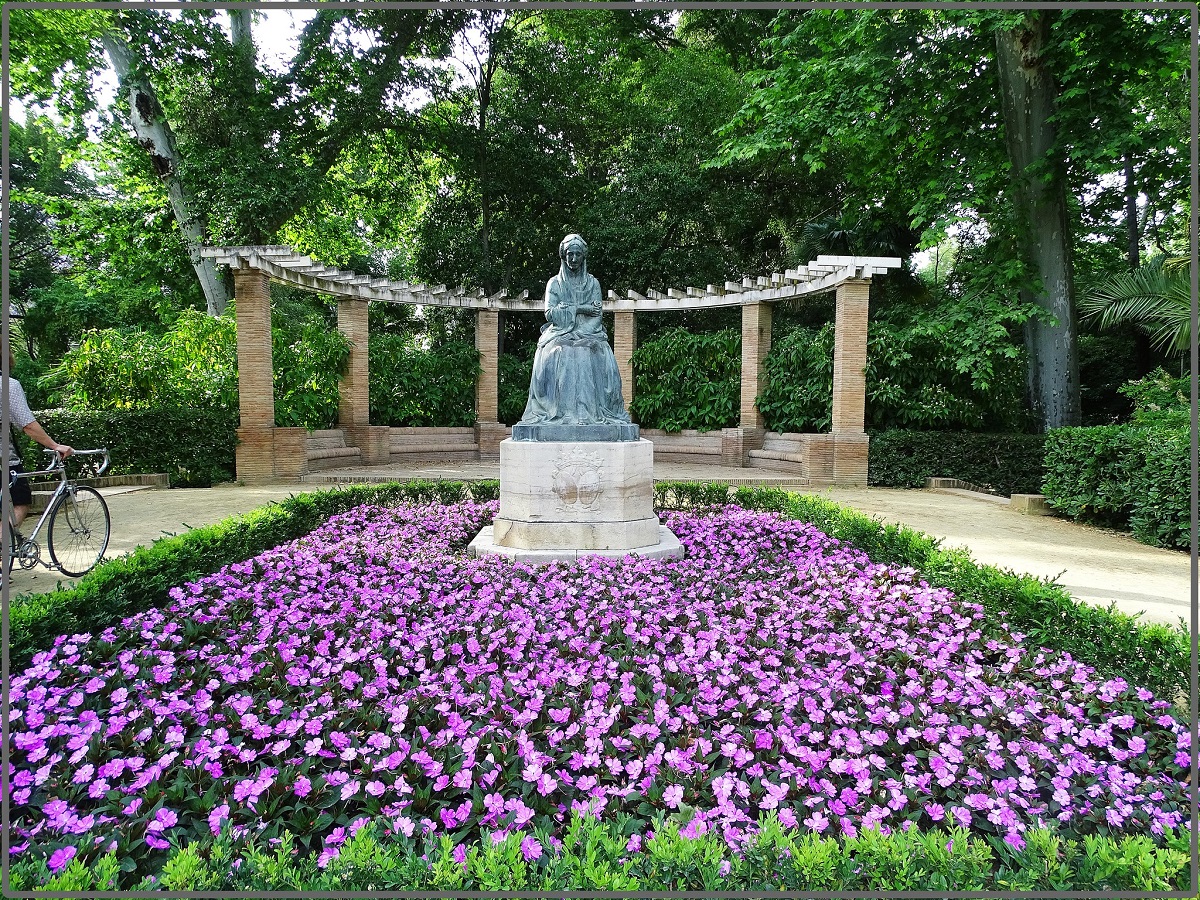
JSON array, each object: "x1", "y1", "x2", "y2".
[
  {"x1": 47, "y1": 846, "x2": 76, "y2": 873},
  {"x1": 520, "y1": 835, "x2": 543, "y2": 861}
]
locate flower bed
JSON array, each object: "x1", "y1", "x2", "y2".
[{"x1": 9, "y1": 501, "x2": 1189, "y2": 880}]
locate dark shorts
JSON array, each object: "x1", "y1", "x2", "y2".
[{"x1": 8, "y1": 463, "x2": 31, "y2": 507}]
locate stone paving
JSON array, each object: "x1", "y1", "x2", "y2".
[{"x1": 5, "y1": 462, "x2": 1191, "y2": 629}]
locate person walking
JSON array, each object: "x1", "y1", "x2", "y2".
[{"x1": 5, "y1": 351, "x2": 72, "y2": 528}]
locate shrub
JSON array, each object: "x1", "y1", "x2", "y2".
[
  {"x1": 9, "y1": 815, "x2": 1190, "y2": 892},
  {"x1": 868, "y1": 430, "x2": 1047, "y2": 495},
  {"x1": 270, "y1": 321, "x2": 352, "y2": 429},
  {"x1": 1042, "y1": 424, "x2": 1189, "y2": 550},
  {"x1": 631, "y1": 327, "x2": 740, "y2": 431},
  {"x1": 38, "y1": 309, "x2": 351, "y2": 431},
  {"x1": 39, "y1": 309, "x2": 237, "y2": 411},
  {"x1": 757, "y1": 323, "x2": 836, "y2": 432},
  {"x1": 1041, "y1": 425, "x2": 1143, "y2": 525},
  {"x1": 368, "y1": 334, "x2": 478, "y2": 427},
  {"x1": 1121, "y1": 367, "x2": 1190, "y2": 428},
  {"x1": 759, "y1": 310, "x2": 1031, "y2": 435},
  {"x1": 21, "y1": 406, "x2": 239, "y2": 487},
  {"x1": 498, "y1": 349, "x2": 534, "y2": 425},
  {"x1": 1129, "y1": 426, "x2": 1190, "y2": 549}
]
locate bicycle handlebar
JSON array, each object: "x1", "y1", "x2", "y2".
[{"x1": 40, "y1": 448, "x2": 110, "y2": 477}]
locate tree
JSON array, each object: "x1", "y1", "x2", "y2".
[
  {"x1": 713, "y1": 8, "x2": 1189, "y2": 431},
  {"x1": 993, "y1": 12, "x2": 1079, "y2": 429},
  {"x1": 10, "y1": 6, "x2": 466, "y2": 314}
]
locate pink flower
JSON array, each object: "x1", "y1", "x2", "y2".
[
  {"x1": 520, "y1": 835, "x2": 543, "y2": 861},
  {"x1": 663, "y1": 784, "x2": 684, "y2": 808},
  {"x1": 47, "y1": 846, "x2": 76, "y2": 873}
]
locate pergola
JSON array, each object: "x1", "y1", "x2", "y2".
[{"x1": 200, "y1": 245, "x2": 902, "y2": 484}]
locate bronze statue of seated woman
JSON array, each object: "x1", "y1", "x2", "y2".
[{"x1": 513, "y1": 234, "x2": 638, "y2": 442}]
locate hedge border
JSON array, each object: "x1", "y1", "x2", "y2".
[
  {"x1": 14, "y1": 813, "x2": 1190, "y2": 892},
  {"x1": 11, "y1": 480, "x2": 1190, "y2": 705}
]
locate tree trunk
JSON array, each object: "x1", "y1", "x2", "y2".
[
  {"x1": 1124, "y1": 153, "x2": 1140, "y2": 269},
  {"x1": 101, "y1": 28, "x2": 230, "y2": 316},
  {"x1": 994, "y1": 14, "x2": 1081, "y2": 431}
]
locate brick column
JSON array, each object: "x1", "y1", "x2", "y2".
[
  {"x1": 614, "y1": 311, "x2": 636, "y2": 415},
  {"x1": 475, "y1": 309, "x2": 499, "y2": 423},
  {"x1": 337, "y1": 298, "x2": 370, "y2": 427},
  {"x1": 474, "y1": 309, "x2": 506, "y2": 457},
  {"x1": 234, "y1": 267, "x2": 276, "y2": 481},
  {"x1": 740, "y1": 301, "x2": 772, "y2": 430},
  {"x1": 234, "y1": 267, "x2": 274, "y2": 427},
  {"x1": 832, "y1": 279, "x2": 871, "y2": 485},
  {"x1": 832, "y1": 280, "x2": 869, "y2": 433}
]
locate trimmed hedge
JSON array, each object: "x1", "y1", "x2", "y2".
[
  {"x1": 12, "y1": 814, "x2": 1190, "y2": 892},
  {"x1": 868, "y1": 430, "x2": 1047, "y2": 495},
  {"x1": 1043, "y1": 424, "x2": 1190, "y2": 550},
  {"x1": 22, "y1": 407, "x2": 239, "y2": 488},
  {"x1": 9, "y1": 480, "x2": 500, "y2": 672}
]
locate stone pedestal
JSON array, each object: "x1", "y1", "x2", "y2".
[{"x1": 468, "y1": 438, "x2": 683, "y2": 564}]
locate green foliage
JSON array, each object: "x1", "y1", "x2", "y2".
[
  {"x1": 498, "y1": 348, "x2": 534, "y2": 425},
  {"x1": 9, "y1": 814, "x2": 1191, "y2": 892},
  {"x1": 761, "y1": 299, "x2": 1032, "y2": 435},
  {"x1": 43, "y1": 309, "x2": 237, "y2": 411},
  {"x1": 41, "y1": 306, "x2": 352, "y2": 431},
  {"x1": 1128, "y1": 427, "x2": 1191, "y2": 550},
  {"x1": 1121, "y1": 367, "x2": 1190, "y2": 428},
  {"x1": 1077, "y1": 330, "x2": 1145, "y2": 425},
  {"x1": 1041, "y1": 425, "x2": 1142, "y2": 524},
  {"x1": 368, "y1": 334, "x2": 478, "y2": 427},
  {"x1": 866, "y1": 294, "x2": 1034, "y2": 431},
  {"x1": 20, "y1": 407, "x2": 238, "y2": 488},
  {"x1": 9, "y1": 480, "x2": 498, "y2": 672},
  {"x1": 271, "y1": 321, "x2": 352, "y2": 430},
  {"x1": 653, "y1": 481, "x2": 734, "y2": 510},
  {"x1": 868, "y1": 431, "x2": 1047, "y2": 495},
  {"x1": 1041, "y1": 422, "x2": 1190, "y2": 550},
  {"x1": 631, "y1": 326, "x2": 740, "y2": 432},
  {"x1": 1081, "y1": 255, "x2": 1192, "y2": 354},
  {"x1": 757, "y1": 323, "x2": 836, "y2": 431}
]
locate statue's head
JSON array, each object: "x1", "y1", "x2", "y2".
[{"x1": 560, "y1": 234, "x2": 587, "y2": 274}]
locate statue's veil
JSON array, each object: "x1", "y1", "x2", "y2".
[{"x1": 558, "y1": 234, "x2": 591, "y2": 294}]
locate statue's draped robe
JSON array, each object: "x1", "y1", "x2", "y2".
[{"x1": 520, "y1": 268, "x2": 631, "y2": 426}]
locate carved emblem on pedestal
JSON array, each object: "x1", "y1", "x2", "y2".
[{"x1": 551, "y1": 447, "x2": 603, "y2": 510}]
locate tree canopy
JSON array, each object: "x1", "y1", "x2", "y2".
[{"x1": 8, "y1": 6, "x2": 1189, "y2": 431}]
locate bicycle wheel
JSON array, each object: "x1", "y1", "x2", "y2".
[{"x1": 47, "y1": 486, "x2": 110, "y2": 577}]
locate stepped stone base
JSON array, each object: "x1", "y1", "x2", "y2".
[
  {"x1": 468, "y1": 524, "x2": 683, "y2": 564},
  {"x1": 471, "y1": 437, "x2": 682, "y2": 565}
]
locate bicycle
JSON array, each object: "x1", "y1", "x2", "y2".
[{"x1": 6, "y1": 448, "x2": 112, "y2": 578}]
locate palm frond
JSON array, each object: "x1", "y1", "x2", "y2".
[{"x1": 1081, "y1": 257, "x2": 1193, "y2": 353}]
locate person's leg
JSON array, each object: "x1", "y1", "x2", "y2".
[{"x1": 8, "y1": 464, "x2": 31, "y2": 528}]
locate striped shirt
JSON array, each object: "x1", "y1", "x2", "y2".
[{"x1": 6, "y1": 377, "x2": 35, "y2": 465}]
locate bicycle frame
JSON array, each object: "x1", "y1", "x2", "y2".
[{"x1": 5, "y1": 448, "x2": 110, "y2": 573}]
